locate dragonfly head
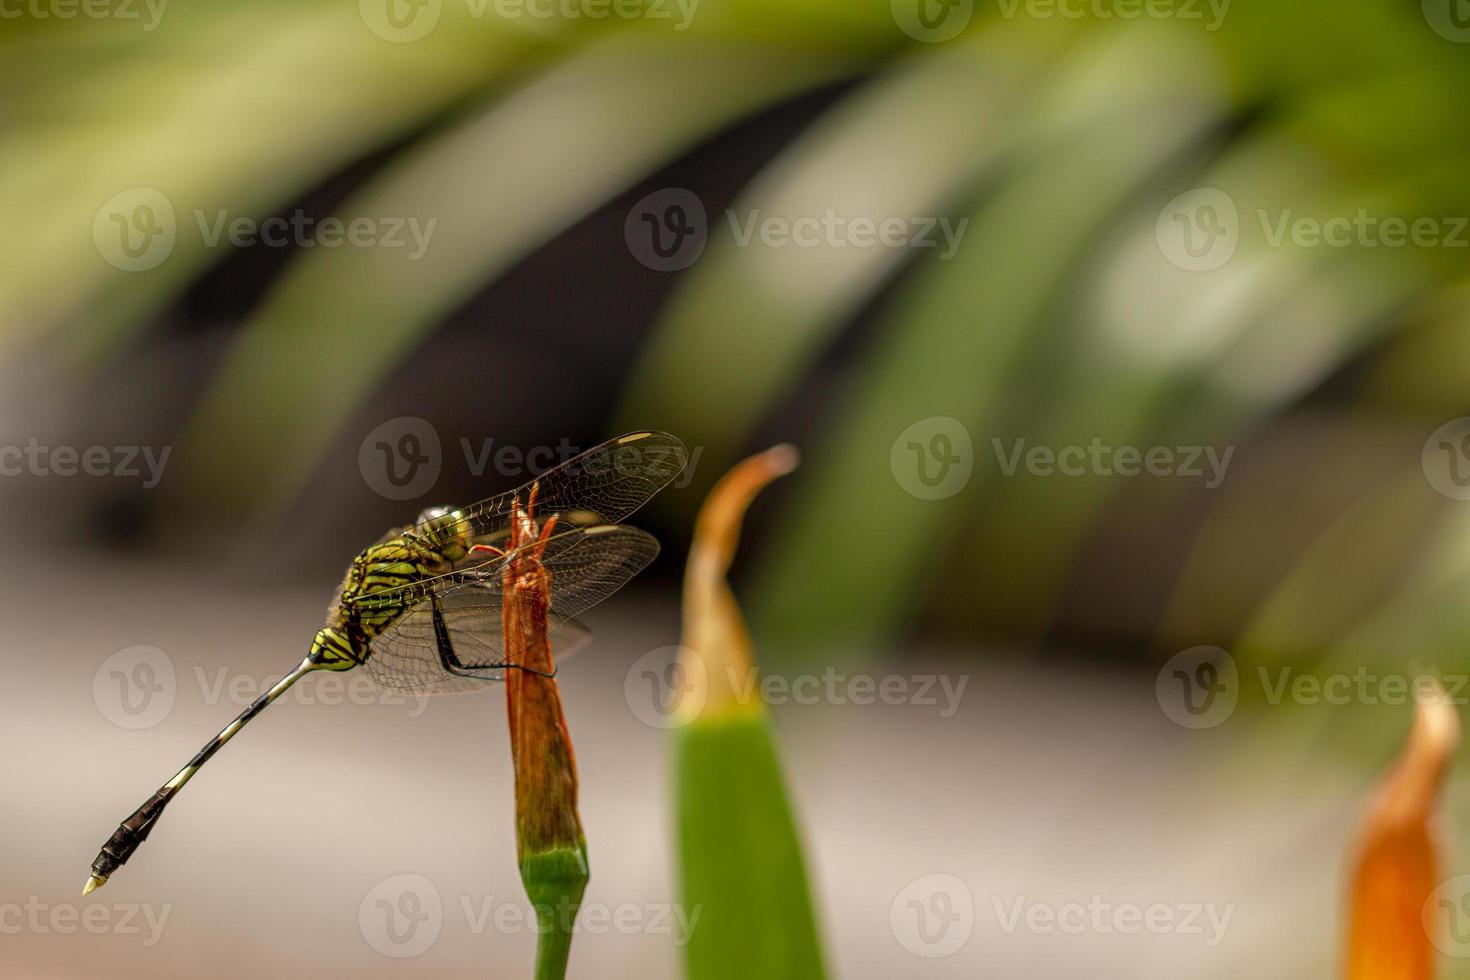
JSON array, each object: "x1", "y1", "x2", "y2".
[{"x1": 307, "y1": 628, "x2": 361, "y2": 671}]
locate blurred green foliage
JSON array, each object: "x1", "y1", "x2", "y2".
[{"x1": 9, "y1": 0, "x2": 1470, "y2": 700}]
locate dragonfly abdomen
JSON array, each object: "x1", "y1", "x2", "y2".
[{"x1": 307, "y1": 628, "x2": 360, "y2": 670}]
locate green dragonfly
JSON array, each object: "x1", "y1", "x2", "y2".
[{"x1": 84, "y1": 431, "x2": 687, "y2": 895}]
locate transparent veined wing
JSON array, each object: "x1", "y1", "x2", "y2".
[
  {"x1": 389, "y1": 430, "x2": 685, "y2": 556},
  {"x1": 359, "y1": 524, "x2": 660, "y2": 694}
]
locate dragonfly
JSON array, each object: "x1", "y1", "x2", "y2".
[{"x1": 84, "y1": 430, "x2": 687, "y2": 895}]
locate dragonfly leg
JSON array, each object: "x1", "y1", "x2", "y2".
[
  {"x1": 505, "y1": 662, "x2": 556, "y2": 679},
  {"x1": 463, "y1": 543, "x2": 505, "y2": 585},
  {"x1": 429, "y1": 590, "x2": 554, "y2": 679}
]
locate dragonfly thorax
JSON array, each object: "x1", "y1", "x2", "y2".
[{"x1": 321, "y1": 511, "x2": 479, "y2": 670}]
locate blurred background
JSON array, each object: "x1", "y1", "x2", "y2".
[{"x1": 7, "y1": 0, "x2": 1470, "y2": 976}]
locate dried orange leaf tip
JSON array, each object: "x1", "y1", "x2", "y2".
[{"x1": 762, "y1": 443, "x2": 800, "y2": 476}]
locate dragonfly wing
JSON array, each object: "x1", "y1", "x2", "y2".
[
  {"x1": 362, "y1": 525, "x2": 659, "y2": 695},
  {"x1": 361, "y1": 602, "x2": 510, "y2": 695},
  {"x1": 387, "y1": 431, "x2": 686, "y2": 556}
]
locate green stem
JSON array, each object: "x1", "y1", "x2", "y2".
[{"x1": 520, "y1": 844, "x2": 589, "y2": 980}]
